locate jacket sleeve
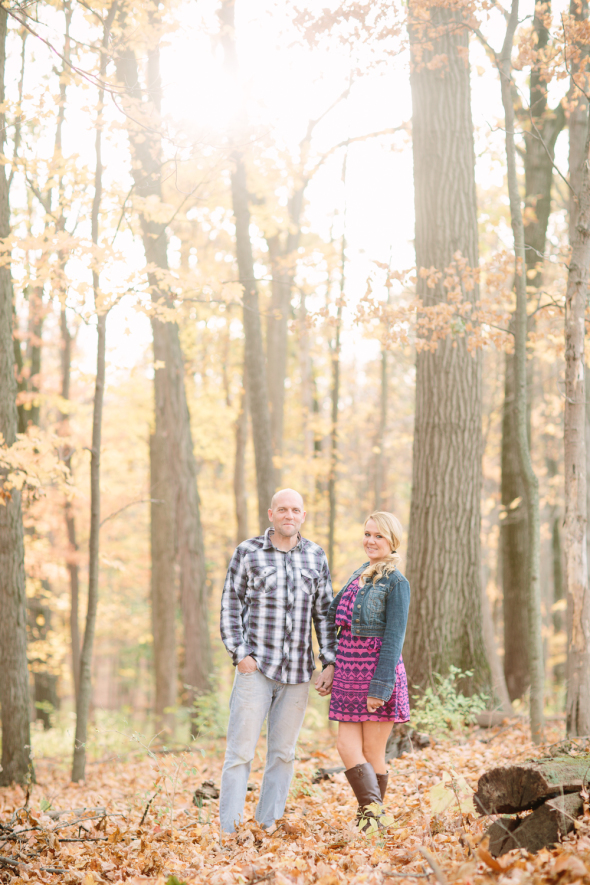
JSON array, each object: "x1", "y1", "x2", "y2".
[
  {"x1": 368, "y1": 576, "x2": 411, "y2": 702},
  {"x1": 312, "y1": 555, "x2": 337, "y2": 667},
  {"x1": 220, "y1": 547, "x2": 252, "y2": 665}
]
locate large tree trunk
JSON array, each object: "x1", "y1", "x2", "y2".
[
  {"x1": 404, "y1": 5, "x2": 488, "y2": 690},
  {"x1": 115, "y1": 12, "x2": 210, "y2": 702},
  {"x1": 565, "y1": 0, "x2": 590, "y2": 737},
  {"x1": 501, "y1": 2, "x2": 565, "y2": 702},
  {"x1": 0, "y1": 5, "x2": 33, "y2": 787},
  {"x1": 499, "y1": 0, "x2": 544, "y2": 743}
]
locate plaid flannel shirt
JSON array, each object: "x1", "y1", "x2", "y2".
[{"x1": 220, "y1": 528, "x2": 337, "y2": 684}]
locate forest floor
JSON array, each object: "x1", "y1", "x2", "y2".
[{"x1": 1, "y1": 718, "x2": 590, "y2": 885}]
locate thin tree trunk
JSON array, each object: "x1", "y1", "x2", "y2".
[
  {"x1": 149, "y1": 431, "x2": 177, "y2": 729},
  {"x1": 115, "y1": 12, "x2": 210, "y2": 703},
  {"x1": 328, "y1": 188, "x2": 346, "y2": 572},
  {"x1": 499, "y1": 0, "x2": 544, "y2": 743},
  {"x1": 234, "y1": 381, "x2": 249, "y2": 545},
  {"x1": 374, "y1": 346, "x2": 388, "y2": 511},
  {"x1": 231, "y1": 154, "x2": 276, "y2": 532},
  {"x1": 0, "y1": 7, "x2": 32, "y2": 785},
  {"x1": 71, "y1": 5, "x2": 116, "y2": 781},
  {"x1": 266, "y1": 235, "x2": 290, "y2": 483},
  {"x1": 405, "y1": 4, "x2": 489, "y2": 691},
  {"x1": 564, "y1": 0, "x2": 590, "y2": 736},
  {"x1": 501, "y1": 1, "x2": 565, "y2": 703},
  {"x1": 220, "y1": 0, "x2": 275, "y2": 532}
]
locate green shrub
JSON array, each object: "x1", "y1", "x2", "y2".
[
  {"x1": 411, "y1": 666, "x2": 488, "y2": 736},
  {"x1": 191, "y1": 675, "x2": 229, "y2": 740}
]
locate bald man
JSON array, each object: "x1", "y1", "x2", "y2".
[{"x1": 219, "y1": 489, "x2": 336, "y2": 834}]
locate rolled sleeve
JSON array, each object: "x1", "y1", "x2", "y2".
[{"x1": 312, "y1": 557, "x2": 337, "y2": 668}]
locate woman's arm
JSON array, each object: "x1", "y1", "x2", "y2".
[{"x1": 367, "y1": 576, "x2": 411, "y2": 702}]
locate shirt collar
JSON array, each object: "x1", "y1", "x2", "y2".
[{"x1": 264, "y1": 527, "x2": 305, "y2": 552}]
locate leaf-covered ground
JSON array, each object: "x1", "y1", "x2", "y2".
[{"x1": 2, "y1": 720, "x2": 590, "y2": 885}]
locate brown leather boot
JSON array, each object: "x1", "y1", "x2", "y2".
[
  {"x1": 345, "y1": 763, "x2": 384, "y2": 831},
  {"x1": 376, "y1": 772, "x2": 389, "y2": 801}
]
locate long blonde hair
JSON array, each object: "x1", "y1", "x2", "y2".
[{"x1": 361, "y1": 511, "x2": 403, "y2": 584}]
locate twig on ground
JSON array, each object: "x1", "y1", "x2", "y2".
[
  {"x1": 139, "y1": 790, "x2": 159, "y2": 827},
  {"x1": 59, "y1": 837, "x2": 109, "y2": 843},
  {"x1": 417, "y1": 847, "x2": 447, "y2": 885},
  {"x1": 0, "y1": 855, "x2": 66, "y2": 874}
]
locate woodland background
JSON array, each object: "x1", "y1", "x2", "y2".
[{"x1": 0, "y1": 0, "x2": 590, "y2": 789}]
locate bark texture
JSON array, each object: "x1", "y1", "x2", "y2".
[
  {"x1": 115, "y1": 9, "x2": 210, "y2": 704},
  {"x1": 405, "y1": 5, "x2": 488, "y2": 689},
  {"x1": 501, "y1": 2, "x2": 565, "y2": 702},
  {"x1": 0, "y1": 5, "x2": 33, "y2": 787},
  {"x1": 486, "y1": 793, "x2": 583, "y2": 857},
  {"x1": 474, "y1": 755, "x2": 590, "y2": 815},
  {"x1": 564, "y1": 10, "x2": 590, "y2": 738}
]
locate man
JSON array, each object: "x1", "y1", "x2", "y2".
[{"x1": 219, "y1": 488, "x2": 336, "y2": 834}]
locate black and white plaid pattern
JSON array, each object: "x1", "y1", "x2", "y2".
[{"x1": 220, "y1": 528, "x2": 337, "y2": 684}]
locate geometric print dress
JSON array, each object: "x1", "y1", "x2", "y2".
[{"x1": 328, "y1": 577, "x2": 410, "y2": 723}]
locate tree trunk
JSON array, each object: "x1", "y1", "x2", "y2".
[
  {"x1": 501, "y1": 355, "x2": 530, "y2": 700},
  {"x1": 374, "y1": 346, "x2": 388, "y2": 511},
  {"x1": 564, "y1": 1, "x2": 590, "y2": 737},
  {"x1": 71, "y1": 5, "x2": 116, "y2": 780},
  {"x1": 231, "y1": 154, "x2": 276, "y2": 533},
  {"x1": 149, "y1": 431, "x2": 177, "y2": 729},
  {"x1": 501, "y1": 2, "x2": 565, "y2": 702},
  {"x1": 405, "y1": 5, "x2": 488, "y2": 691},
  {"x1": 0, "y1": 5, "x2": 33, "y2": 787},
  {"x1": 265, "y1": 183, "x2": 307, "y2": 483},
  {"x1": 266, "y1": 235, "x2": 290, "y2": 483},
  {"x1": 234, "y1": 382, "x2": 249, "y2": 545},
  {"x1": 499, "y1": 0, "x2": 544, "y2": 743},
  {"x1": 115, "y1": 13, "x2": 210, "y2": 701},
  {"x1": 220, "y1": 0, "x2": 276, "y2": 532}
]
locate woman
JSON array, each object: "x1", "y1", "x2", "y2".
[{"x1": 327, "y1": 511, "x2": 411, "y2": 829}]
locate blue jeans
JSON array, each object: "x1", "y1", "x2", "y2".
[{"x1": 219, "y1": 669, "x2": 310, "y2": 833}]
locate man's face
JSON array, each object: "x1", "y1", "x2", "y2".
[{"x1": 268, "y1": 491, "x2": 306, "y2": 538}]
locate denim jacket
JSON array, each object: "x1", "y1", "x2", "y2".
[{"x1": 327, "y1": 563, "x2": 411, "y2": 703}]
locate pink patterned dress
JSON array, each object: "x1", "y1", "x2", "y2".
[{"x1": 329, "y1": 577, "x2": 410, "y2": 723}]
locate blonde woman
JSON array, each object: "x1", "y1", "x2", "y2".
[{"x1": 326, "y1": 512, "x2": 410, "y2": 828}]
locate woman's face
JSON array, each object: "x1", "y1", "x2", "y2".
[{"x1": 363, "y1": 518, "x2": 392, "y2": 563}]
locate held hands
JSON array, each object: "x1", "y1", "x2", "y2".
[
  {"x1": 237, "y1": 655, "x2": 258, "y2": 674},
  {"x1": 367, "y1": 696, "x2": 385, "y2": 713},
  {"x1": 314, "y1": 664, "x2": 335, "y2": 696}
]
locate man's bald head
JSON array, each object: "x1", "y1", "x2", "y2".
[
  {"x1": 268, "y1": 489, "x2": 306, "y2": 545},
  {"x1": 270, "y1": 488, "x2": 304, "y2": 511}
]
